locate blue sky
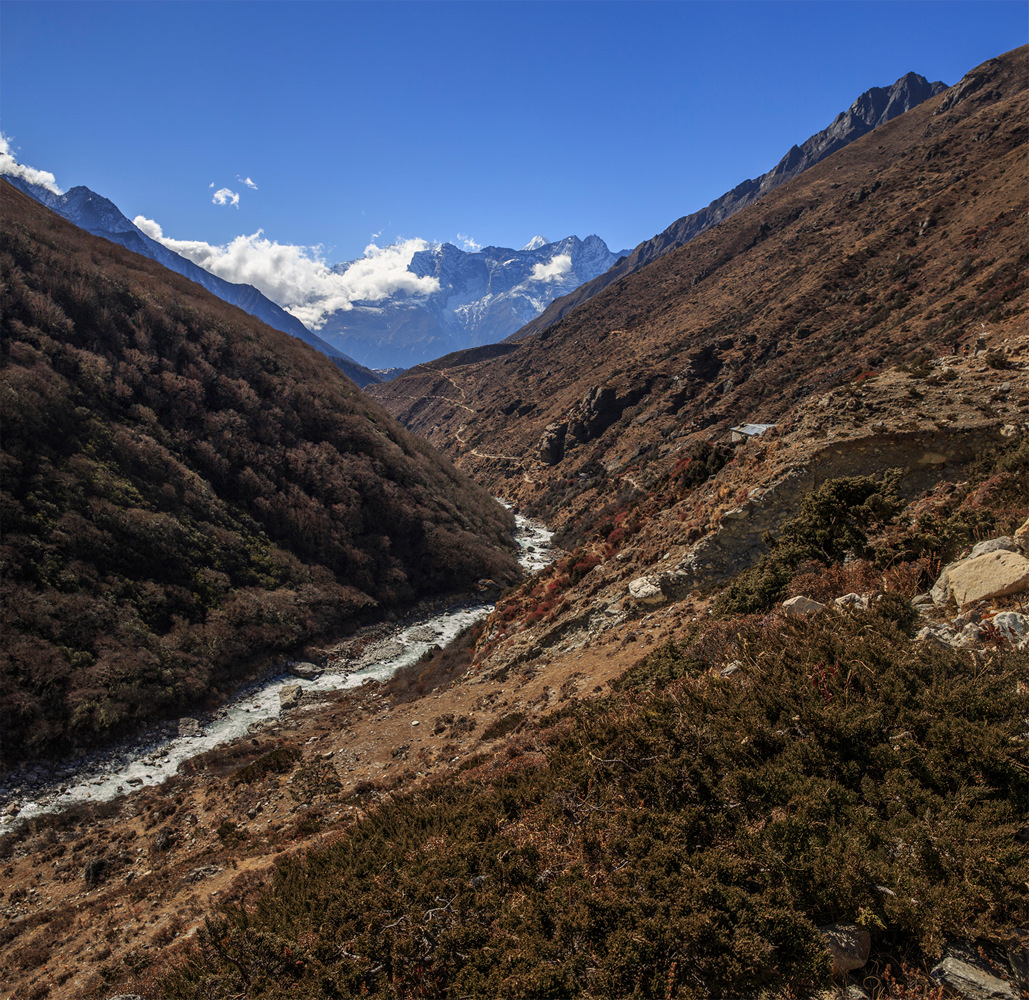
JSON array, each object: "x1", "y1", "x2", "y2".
[{"x1": 2, "y1": 1, "x2": 1025, "y2": 324}]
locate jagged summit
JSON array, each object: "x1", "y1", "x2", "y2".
[
  {"x1": 512, "y1": 70, "x2": 949, "y2": 341},
  {"x1": 316, "y1": 233, "x2": 630, "y2": 369}
]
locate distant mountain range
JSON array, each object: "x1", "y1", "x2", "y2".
[
  {"x1": 0, "y1": 69, "x2": 947, "y2": 380},
  {"x1": 1, "y1": 177, "x2": 383, "y2": 387},
  {"x1": 513, "y1": 70, "x2": 948, "y2": 341},
  {"x1": 316, "y1": 234, "x2": 631, "y2": 371}
]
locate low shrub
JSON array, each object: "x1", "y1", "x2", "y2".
[
  {"x1": 480, "y1": 711, "x2": 525, "y2": 741},
  {"x1": 232, "y1": 745, "x2": 301, "y2": 786},
  {"x1": 716, "y1": 472, "x2": 902, "y2": 615}
]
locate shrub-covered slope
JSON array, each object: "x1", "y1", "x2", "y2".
[
  {"x1": 0, "y1": 182, "x2": 518, "y2": 763},
  {"x1": 160, "y1": 601, "x2": 1026, "y2": 999}
]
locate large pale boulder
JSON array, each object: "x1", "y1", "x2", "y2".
[
  {"x1": 932, "y1": 550, "x2": 1029, "y2": 608},
  {"x1": 782, "y1": 595, "x2": 827, "y2": 616},
  {"x1": 628, "y1": 576, "x2": 668, "y2": 605}
]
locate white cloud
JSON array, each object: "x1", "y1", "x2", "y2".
[
  {"x1": 134, "y1": 215, "x2": 165, "y2": 240},
  {"x1": 238, "y1": 175, "x2": 258, "y2": 190},
  {"x1": 530, "y1": 253, "x2": 572, "y2": 282},
  {"x1": 132, "y1": 216, "x2": 440, "y2": 329},
  {"x1": 211, "y1": 187, "x2": 240, "y2": 208},
  {"x1": 0, "y1": 133, "x2": 63, "y2": 195},
  {"x1": 457, "y1": 232, "x2": 481, "y2": 252}
]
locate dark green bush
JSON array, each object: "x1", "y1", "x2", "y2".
[
  {"x1": 232, "y1": 745, "x2": 301, "y2": 785},
  {"x1": 480, "y1": 711, "x2": 525, "y2": 741},
  {"x1": 716, "y1": 472, "x2": 902, "y2": 615}
]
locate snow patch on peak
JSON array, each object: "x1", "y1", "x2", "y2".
[{"x1": 522, "y1": 235, "x2": 549, "y2": 251}]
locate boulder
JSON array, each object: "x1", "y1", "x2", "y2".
[
  {"x1": 628, "y1": 576, "x2": 668, "y2": 605},
  {"x1": 279, "y1": 684, "x2": 303, "y2": 710},
  {"x1": 818, "y1": 923, "x2": 871, "y2": 976},
  {"x1": 931, "y1": 956, "x2": 1017, "y2": 999},
  {"x1": 289, "y1": 661, "x2": 322, "y2": 679},
  {"x1": 178, "y1": 717, "x2": 203, "y2": 738},
  {"x1": 835, "y1": 592, "x2": 868, "y2": 609},
  {"x1": 1014, "y1": 518, "x2": 1029, "y2": 555},
  {"x1": 538, "y1": 422, "x2": 567, "y2": 465},
  {"x1": 969, "y1": 537, "x2": 1017, "y2": 559},
  {"x1": 782, "y1": 595, "x2": 827, "y2": 616},
  {"x1": 932, "y1": 550, "x2": 1029, "y2": 608}
]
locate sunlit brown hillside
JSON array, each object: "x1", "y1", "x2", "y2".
[
  {"x1": 370, "y1": 46, "x2": 1027, "y2": 535},
  {"x1": 2, "y1": 49, "x2": 1027, "y2": 1000},
  {"x1": 0, "y1": 183, "x2": 519, "y2": 764}
]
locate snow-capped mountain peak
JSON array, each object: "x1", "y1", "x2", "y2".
[{"x1": 317, "y1": 234, "x2": 631, "y2": 369}]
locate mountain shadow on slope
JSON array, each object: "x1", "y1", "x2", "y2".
[{"x1": 0, "y1": 182, "x2": 519, "y2": 764}]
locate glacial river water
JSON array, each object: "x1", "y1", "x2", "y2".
[{"x1": 0, "y1": 513, "x2": 554, "y2": 835}]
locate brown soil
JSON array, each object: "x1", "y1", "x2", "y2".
[{"x1": 0, "y1": 602, "x2": 696, "y2": 1000}]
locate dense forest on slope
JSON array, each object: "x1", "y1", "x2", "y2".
[{"x1": 0, "y1": 183, "x2": 518, "y2": 763}]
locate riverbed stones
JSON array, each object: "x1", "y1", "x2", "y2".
[
  {"x1": 356, "y1": 639, "x2": 406, "y2": 666},
  {"x1": 279, "y1": 684, "x2": 303, "y2": 710},
  {"x1": 818, "y1": 923, "x2": 871, "y2": 976},
  {"x1": 407, "y1": 625, "x2": 442, "y2": 642}
]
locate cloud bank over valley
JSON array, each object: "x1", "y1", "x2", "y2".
[{"x1": 134, "y1": 216, "x2": 441, "y2": 330}]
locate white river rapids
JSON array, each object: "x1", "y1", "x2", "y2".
[{"x1": 0, "y1": 513, "x2": 554, "y2": 835}]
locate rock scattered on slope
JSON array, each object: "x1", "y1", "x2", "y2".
[
  {"x1": 818, "y1": 923, "x2": 871, "y2": 976},
  {"x1": 931, "y1": 549, "x2": 1029, "y2": 608}
]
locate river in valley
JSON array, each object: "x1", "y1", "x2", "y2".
[{"x1": 0, "y1": 513, "x2": 554, "y2": 835}]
